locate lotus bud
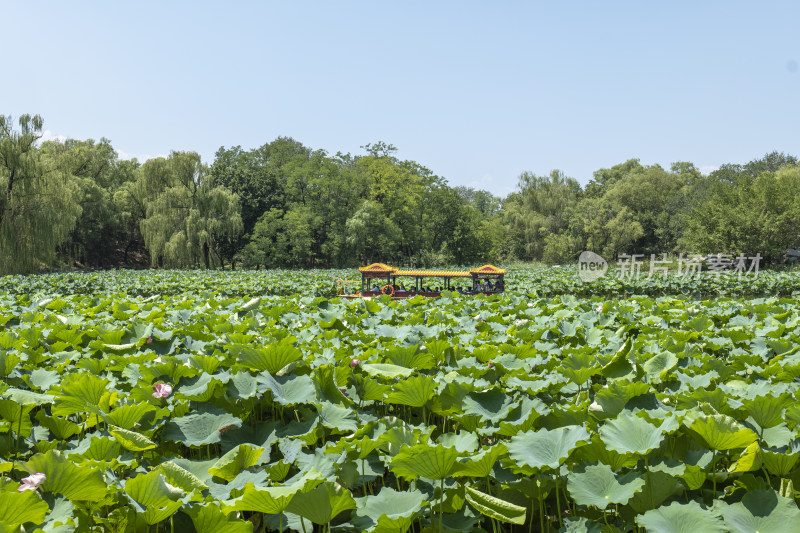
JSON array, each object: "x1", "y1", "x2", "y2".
[{"x1": 350, "y1": 358, "x2": 360, "y2": 368}]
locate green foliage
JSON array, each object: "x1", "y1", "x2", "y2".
[
  {"x1": 4, "y1": 255, "x2": 800, "y2": 531},
  {"x1": 0, "y1": 115, "x2": 81, "y2": 273},
  {"x1": 139, "y1": 152, "x2": 243, "y2": 268}
]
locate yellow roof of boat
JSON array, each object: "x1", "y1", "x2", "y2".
[{"x1": 395, "y1": 270, "x2": 472, "y2": 278}]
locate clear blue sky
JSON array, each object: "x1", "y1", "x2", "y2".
[{"x1": 3, "y1": 1, "x2": 799, "y2": 195}]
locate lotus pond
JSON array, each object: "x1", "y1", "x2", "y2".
[{"x1": 3, "y1": 268, "x2": 800, "y2": 532}]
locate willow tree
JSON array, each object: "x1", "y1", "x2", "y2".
[
  {"x1": 0, "y1": 115, "x2": 81, "y2": 273},
  {"x1": 139, "y1": 152, "x2": 242, "y2": 268}
]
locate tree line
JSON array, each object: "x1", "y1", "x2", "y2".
[{"x1": 0, "y1": 114, "x2": 797, "y2": 274}]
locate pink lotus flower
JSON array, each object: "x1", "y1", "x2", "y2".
[
  {"x1": 487, "y1": 362, "x2": 494, "y2": 368},
  {"x1": 18, "y1": 473, "x2": 45, "y2": 492},
  {"x1": 146, "y1": 336, "x2": 153, "y2": 344},
  {"x1": 350, "y1": 359, "x2": 360, "y2": 368},
  {"x1": 152, "y1": 383, "x2": 172, "y2": 398},
  {"x1": 595, "y1": 305, "x2": 603, "y2": 312}
]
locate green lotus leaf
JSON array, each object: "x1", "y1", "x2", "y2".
[
  {"x1": 23, "y1": 450, "x2": 108, "y2": 502},
  {"x1": 0, "y1": 400, "x2": 33, "y2": 437},
  {"x1": 179, "y1": 372, "x2": 224, "y2": 401},
  {"x1": 461, "y1": 388, "x2": 517, "y2": 424},
  {"x1": 185, "y1": 502, "x2": 253, "y2": 533},
  {"x1": 167, "y1": 458, "x2": 219, "y2": 486},
  {"x1": 762, "y1": 446, "x2": 800, "y2": 476},
  {"x1": 353, "y1": 487, "x2": 426, "y2": 533},
  {"x1": 742, "y1": 394, "x2": 792, "y2": 430},
  {"x1": 438, "y1": 431, "x2": 480, "y2": 453},
  {"x1": 574, "y1": 435, "x2": 638, "y2": 471},
  {"x1": 38, "y1": 495, "x2": 75, "y2": 532},
  {"x1": 761, "y1": 423, "x2": 794, "y2": 448},
  {"x1": 687, "y1": 315, "x2": 714, "y2": 332},
  {"x1": 560, "y1": 516, "x2": 604, "y2": 532},
  {"x1": 318, "y1": 401, "x2": 358, "y2": 433},
  {"x1": 566, "y1": 463, "x2": 645, "y2": 509},
  {"x1": 717, "y1": 489, "x2": 800, "y2": 532},
  {"x1": 208, "y1": 444, "x2": 264, "y2": 482},
  {"x1": 238, "y1": 297, "x2": 262, "y2": 315},
  {"x1": 257, "y1": 372, "x2": 316, "y2": 406},
  {"x1": 225, "y1": 468, "x2": 324, "y2": 514},
  {"x1": 228, "y1": 371, "x2": 259, "y2": 400},
  {"x1": 384, "y1": 346, "x2": 435, "y2": 370},
  {"x1": 330, "y1": 420, "x2": 388, "y2": 459},
  {"x1": 386, "y1": 375, "x2": 436, "y2": 407},
  {"x1": 507, "y1": 425, "x2": 591, "y2": 472},
  {"x1": 359, "y1": 379, "x2": 390, "y2": 402},
  {"x1": 464, "y1": 485, "x2": 526, "y2": 525},
  {"x1": 360, "y1": 363, "x2": 414, "y2": 379},
  {"x1": 497, "y1": 395, "x2": 550, "y2": 436},
  {"x1": 0, "y1": 351, "x2": 20, "y2": 377},
  {"x1": 600, "y1": 339, "x2": 639, "y2": 381},
  {"x1": 0, "y1": 487, "x2": 49, "y2": 530},
  {"x1": 643, "y1": 351, "x2": 679, "y2": 383},
  {"x1": 588, "y1": 380, "x2": 650, "y2": 420},
  {"x1": 29, "y1": 368, "x2": 61, "y2": 391},
  {"x1": 312, "y1": 364, "x2": 352, "y2": 406},
  {"x1": 561, "y1": 349, "x2": 599, "y2": 385},
  {"x1": 285, "y1": 482, "x2": 356, "y2": 525},
  {"x1": 379, "y1": 425, "x2": 427, "y2": 456},
  {"x1": 728, "y1": 442, "x2": 762, "y2": 473},
  {"x1": 109, "y1": 425, "x2": 157, "y2": 452},
  {"x1": 101, "y1": 403, "x2": 157, "y2": 430},
  {"x1": 158, "y1": 461, "x2": 209, "y2": 492},
  {"x1": 599, "y1": 413, "x2": 664, "y2": 456},
  {"x1": 636, "y1": 501, "x2": 725, "y2": 533},
  {"x1": 162, "y1": 407, "x2": 241, "y2": 447},
  {"x1": 235, "y1": 343, "x2": 303, "y2": 374},
  {"x1": 1, "y1": 387, "x2": 54, "y2": 406},
  {"x1": 429, "y1": 381, "x2": 470, "y2": 417},
  {"x1": 124, "y1": 470, "x2": 184, "y2": 525},
  {"x1": 52, "y1": 373, "x2": 109, "y2": 416},
  {"x1": 451, "y1": 444, "x2": 507, "y2": 478},
  {"x1": 103, "y1": 342, "x2": 137, "y2": 352},
  {"x1": 627, "y1": 471, "x2": 684, "y2": 514},
  {"x1": 390, "y1": 443, "x2": 461, "y2": 480},
  {"x1": 689, "y1": 414, "x2": 758, "y2": 451}
]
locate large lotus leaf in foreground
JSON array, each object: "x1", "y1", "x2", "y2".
[
  {"x1": 716, "y1": 490, "x2": 800, "y2": 533},
  {"x1": 689, "y1": 414, "x2": 758, "y2": 451},
  {"x1": 390, "y1": 443, "x2": 461, "y2": 480},
  {"x1": 636, "y1": 501, "x2": 726, "y2": 533},
  {"x1": 162, "y1": 407, "x2": 242, "y2": 447},
  {"x1": 184, "y1": 502, "x2": 253, "y2": 533},
  {"x1": 0, "y1": 481, "x2": 49, "y2": 530},
  {"x1": 352, "y1": 487, "x2": 427, "y2": 533},
  {"x1": 285, "y1": 482, "x2": 356, "y2": 525},
  {"x1": 124, "y1": 470, "x2": 184, "y2": 525},
  {"x1": 507, "y1": 425, "x2": 591, "y2": 471},
  {"x1": 599, "y1": 412, "x2": 665, "y2": 456},
  {"x1": 23, "y1": 450, "x2": 108, "y2": 502},
  {"x1": 566, "y1": 463, "x2": 645, "y2": 509}
]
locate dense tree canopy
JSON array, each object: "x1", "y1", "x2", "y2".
[
  {"x1": 1, "y1": 113, "x2": 797, "y2": 273},
  {"x1": 0, "y1": 115, "x2": 81, "y2": 274}
]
